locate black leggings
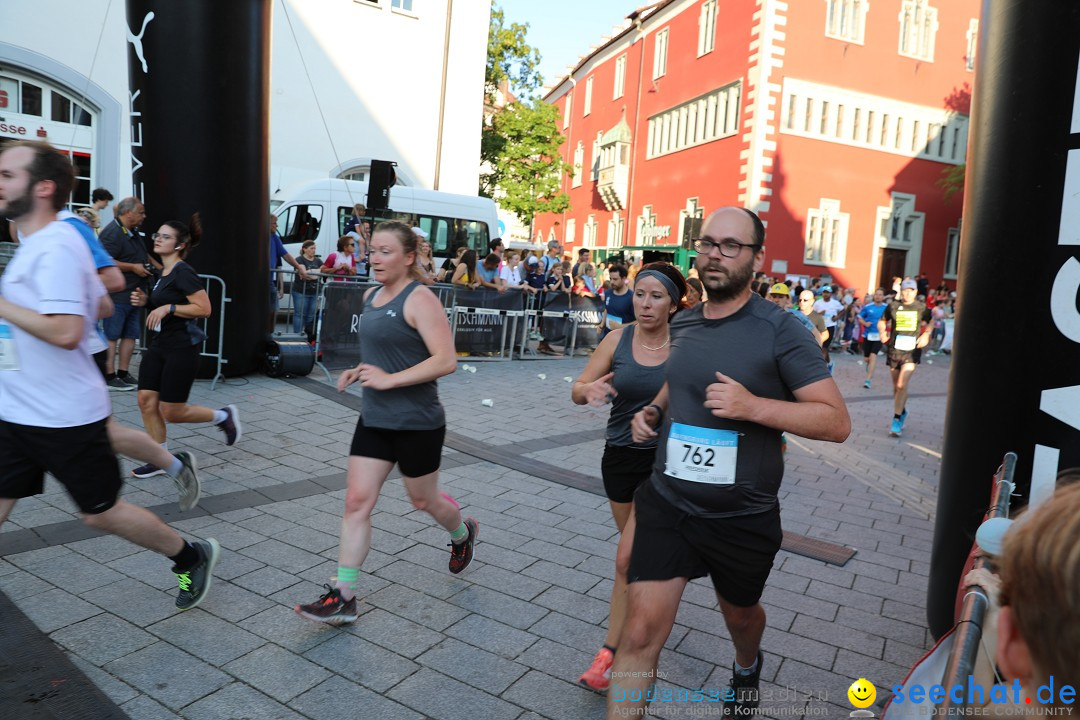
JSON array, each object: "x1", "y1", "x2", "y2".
[{"x1": 137, "y1": 343, "x2": 200, "y2": 403}]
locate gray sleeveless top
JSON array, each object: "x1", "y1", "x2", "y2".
[
  {"x1": 359, "y1": 282, "x2": 445, "y2": 430},
  {"x1": 607, "y1": 325, "x2": 667, "y2": 447}
]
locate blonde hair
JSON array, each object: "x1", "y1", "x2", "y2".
[{"x1": 998, "y1": 482, "x2": 1080, "y2": 692}]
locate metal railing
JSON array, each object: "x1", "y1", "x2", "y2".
[{"x1": 936, "y1": 451, "x2": 1017, "y2": 715}]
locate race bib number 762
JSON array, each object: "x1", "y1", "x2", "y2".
[{"x1": 665, "y1": 422, "x2": 738, "y2": 485}]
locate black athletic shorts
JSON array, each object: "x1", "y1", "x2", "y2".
[
  {"x1": 138, "y1": 343, "x2": 200, "y2": 403},
  {"x1": 627, "y1": 480, "x2": 783, "y2": 607},
  {"x1": 601, "y1": 443, "x2": 656, "y2": 504},
  {"x1": 862, "y1": 339, "x2": 882, "y2": 357},
  {"x1": 887, "y1": 347, "x2": 922, "y2": 368},
  {"x1": 92, "y1": 349, "x2": 108, "y2": 379},
  {"x1": 0, "y1": 418, "x2": 121, "y2": 514},
  {"x1": 350, "y1": 416, "x2": 445, "y2": 477}
]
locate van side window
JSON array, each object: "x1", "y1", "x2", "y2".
[{"x1": 281, "y1": 204, "x2": 323, "y2": 244}]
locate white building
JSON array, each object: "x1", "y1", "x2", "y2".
[{"x1": 0, "y1": 0, "x2": 489, "y2": 205}]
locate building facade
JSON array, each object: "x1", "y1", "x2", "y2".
[
  {"x1": 534, "y1": 0, "x2": 979, "y2": 292},
  {"x1": 0, "y1": 0, "x2": 489, "y2": 207}
]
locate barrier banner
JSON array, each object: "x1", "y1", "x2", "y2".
[
  {"x1": 453, "y1": 289, "x2": 526, "y2": 354},
  {"x1": 542, "y1": 294, "x2": 605, "y2": 349},
  {"x1": 318, "y1": 281, "x2": 373, "y2": 370}
]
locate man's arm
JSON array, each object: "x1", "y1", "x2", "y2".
[
  {"x1": 282, "y1": 252, "x2": 309, "y2": 280},
  {"x1": 0, "y1": 298, "x2": 84, "y2": 350},
  {"x1": 705, "y1": 373, "x2": 850, "y2": 443}
]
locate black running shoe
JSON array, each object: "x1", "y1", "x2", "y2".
[
  {"x1": 131, "y1": 462, "x2": 166, "y2": 478},
  {"x1": 216, "y1": 405, "x2": 241, "y2": 446},
  {"x1": 173, "y1": 538, "x2": 220, "y2": 611},
  {"x1": 448, "y1": 517, "x2": 478, "y2": 574},
  {"x1": 294, "y1": 584, "x2": 359, "y2": 624},
  {"x1": 722, "y1": 651, "x2": 763, "y2": 717}
]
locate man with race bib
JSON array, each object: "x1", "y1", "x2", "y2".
[
  {"x1": 878, "y1": 279, "x2": 932, "y2": 437},
  {"x1": 608, "y1": 207, "x2": 850, "y2": 719}
]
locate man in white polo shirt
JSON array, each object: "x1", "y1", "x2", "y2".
[{"x1": 0, "y1": 140, "x2": 219, "y2": 611}]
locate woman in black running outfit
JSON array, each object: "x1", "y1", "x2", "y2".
[
  {"x1": 570, "y1": 262, "x2": 687, "y2": 692},
  {"x1": 295, "y1": 221, "x2": 477, "y2": 624},
  {"x1": 130, "y1": 215, "x2": 240, "y2": 479}
]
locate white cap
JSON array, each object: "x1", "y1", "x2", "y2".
[{"x1": 411, "y1": 226, "x2": 429, "y2": 239}]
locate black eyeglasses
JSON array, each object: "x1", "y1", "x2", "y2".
[{"x1": 694, "y1": 237, "x2": 761, "y2": 258}]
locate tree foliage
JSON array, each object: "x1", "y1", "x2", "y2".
[
  {"x1": 480, "y1": 3, "x2": 570, "y2": 224},
  {"x1": 485, "y1": 4, "x2": 542, "y2": 102},
  {"x1": 938, "y1": 163, "x2": 965, "y2": 204},
  {"x1": 481, "y1": 100, "x2": 571, "y2": 224}
]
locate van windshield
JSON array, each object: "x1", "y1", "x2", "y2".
[{"x1": 337, "y1": 206, "x2": 489, "y2": 256}]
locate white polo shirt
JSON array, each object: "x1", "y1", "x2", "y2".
[{"x1": 0, "y1": 220, "x2": 110, "y2": 427}]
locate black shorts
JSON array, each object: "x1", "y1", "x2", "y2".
[
  {"x1": 92, "y1": 349, "x2": 108, "y2": 378},
  {"x1": 350, "y1": 416, "x2": 445, "y2": 477},
  {"x1": 601, "y1": 443, "x2": 656, "y2": 504},
  {"x1": 862, "y1": 339, "x2": 882, "y2": 357},
  {"x1": 627, "y1": 480, "x2": 783, "y2": 607},
  {"x1": 138, "y1": 343, "x2": 200, "y2": 403},
  {"x1": 0, "y1": 419, "x2": 121, "y2": 514},
  {"x1": 887, "y1": 347, "x2": 922, "y2": 368}
]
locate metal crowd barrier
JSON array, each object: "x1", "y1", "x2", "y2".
[
  {"x1": 0, "y1": 242, "x2": 17, "y2": 276},
  {"x1": 936, "y1": 452, "x2": 1018, "y2": 715}
]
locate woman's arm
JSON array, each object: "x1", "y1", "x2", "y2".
[{"x1": 571, "y1": 329, "x2": 621, "y2": 405}]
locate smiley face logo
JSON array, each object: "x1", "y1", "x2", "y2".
[{"x1": 848, "y1": 678, "x2": 877, "y2": 709}]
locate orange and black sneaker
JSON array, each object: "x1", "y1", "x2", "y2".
[
  {"x1": 448, "y1": 517, "x2": 478, "y2": 574},
  {"x1": 294, "y1": 584, "x2": 359, "y2": 624},
  {"x1": 578, "y1": 647, "x2": 614, "y2": 693}
]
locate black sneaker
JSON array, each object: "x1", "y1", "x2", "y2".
[
  {"x1": 294, "y1": 584, "x2": 359, "y2": 624},
  {"x1": 448, "y1": 516, "x2": 478, "y2": 574},
  {"x1": 722, "y1": 651, "x2": 763, "y2": 717},
  {"x1": 173, "y1": 538, "x2": 220, "y2": 611},
  {"x1": 171, "y1": 451, "x2": 201, "y2": 512},
  {"x1": 107, "y1": 376, "x2": 134, "y2": 391},
  {"x1": 216, "y1": 404, "x2": 241, "y2": 446},
  {"x1": 118, "y1": 370, "x2": 138, "y2": 385},
  {"x1": 132, "y1": 462, "x2": 166, "y2": 478}
]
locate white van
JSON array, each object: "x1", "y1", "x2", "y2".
[{"x1": 272, "y1": 178, "x2": 499, "y2": 262}]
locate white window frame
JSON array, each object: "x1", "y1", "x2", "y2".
[
  {"x1": 824, "y1": 0, "x2": 868, "y2": 44},
  {"x1": 572, "y1": 141, "x2": 584, "y2": 188},
  {"x1": 698, "y1": 0, "x2": 718, "y2": 56},
  {"x1": 646, "y1": 81, "x2": 741, "y2": 159},
  {"x1": 565, "y1": 218, "x2": 576, "y2": 246},
  {"x1": 613, "y1": 55, "x2": 627, "y2": 99},
  {"x1": 898, "y1": 0, "x2": 938, "y2": 62},
  {"x1": 584, "y1": 215, "x2": 598, "y2": 247},
  {"x1": 584, "y1": 76, "x2": 593, "y2": 116},
  {"x1": 804, "y1": 199, "x2": 849, "y2": 268},
  {"x1": 653, "y1": 28, "x2": 669, "y2": 80},
  {"x1": 591, "y1": 132, "x2": 602, "y2": 181},
  {"x1": 965, "y1": 19, "x2": 978, "y2": 71},
  {"x1": 563, "y1": 94, "x2": 572, "y2": 129},
  {"x1": 608, "y1": 212, "x2": 625, "y2": 248},
  {"x1": 944, "y1": 227, "x2": 960, "y2": 279},
  {"x1": 636, "y1": 205, "x2": 654, "y2": 245}
]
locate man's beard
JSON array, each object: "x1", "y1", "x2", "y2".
[
  {"x1": 698, "y1": 256, "x2": 755, "y2": 302},
  {"x1": 0, "y1": 189, "x2": 34, "y2": 222}
]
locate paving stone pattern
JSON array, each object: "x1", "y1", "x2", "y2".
[{"x1": 0, "y1": 349, "x2": 952, "y2": 718}]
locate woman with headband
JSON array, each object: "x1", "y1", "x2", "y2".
[{"x1": 570, "y1": 262, "x2": 687, "y2": 693}]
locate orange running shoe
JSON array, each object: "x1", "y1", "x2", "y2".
[{"x1": 579, "y1": 647, "x2": 614, "y2": 693}]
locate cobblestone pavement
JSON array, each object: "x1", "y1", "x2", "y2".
[{"x1": 0, "y1": 347, "x2": 952, "y2": 719}]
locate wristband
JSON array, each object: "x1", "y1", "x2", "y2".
[
  {"x1": 169, "y1": 303, "x2": 176, "y2": 315},
  {"x1": 646, "y1": 404, "x2": 664, "y2": 425}
]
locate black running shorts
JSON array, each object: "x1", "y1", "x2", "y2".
[
  {"x1": 349, "y1": 416, "x2": 445, "y2": 477},
  {"x1": 0, "y1": 419, "x2": 121, "y2": 514},
  {"x1": 627, "y1": 480, "x2": 783, "y2": 607},
  {"x1": 138, "y1": 343, "x2": 200, "y2": 403},
  {"x1": 601, "y1": 443, "x2": 656, "y2": 504},
  {"x1": 862, "y1": 339, "x2": 882, "y2": 357},
  {"x1": 887, "y1": 347, "x2": 921, "y2": 368}
]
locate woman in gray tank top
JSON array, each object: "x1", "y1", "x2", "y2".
[
  {"x1": 569, "y1": 262, "x2": 687, "y2": 692},
  {"x1": 295, "y1": 221, "x2": 478, "y2": 625}
]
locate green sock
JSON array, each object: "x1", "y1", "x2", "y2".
[
  {"x1": 449, "y1": 522, "x2": 469, "y2": 544},
  {"x1": 335, "y1": 567, "x2": 359, "y2": 600}
]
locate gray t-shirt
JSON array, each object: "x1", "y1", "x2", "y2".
[
  {"x1": 607, "y1": 325, "x2": 667, "y2": 447},
  {"x1": 359, "y1": 282, "x2": 445, "y2": 430},
  {"x1": 650, "y1": 294, "x2": 831, "y2": 517}
]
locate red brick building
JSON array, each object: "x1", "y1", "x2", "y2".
[{"x1": 533, "y1": 0, "x2": 979, "y2": 292}]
